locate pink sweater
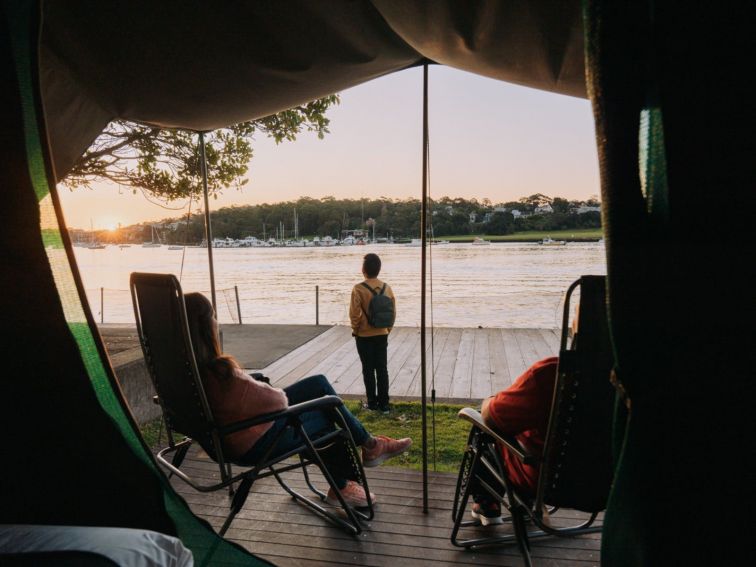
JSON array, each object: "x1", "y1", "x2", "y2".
[{"x1": 203, "y1": 367, "x2": 288, "y2": 459}]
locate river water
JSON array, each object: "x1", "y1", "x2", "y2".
[{"x1": 74, "y1": 242, "x2": 606, "y2": 328}]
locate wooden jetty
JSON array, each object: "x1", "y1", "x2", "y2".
[{"x1": 250, "y1": 325, "x2": 561, "y2": 403}]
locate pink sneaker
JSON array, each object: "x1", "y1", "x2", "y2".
[
  {"x1": 362, "y1": 435, "x2": 412, "y2": 467},
  {"x1": 326, "y1": 480, "x2": 375, "y2": 508}
]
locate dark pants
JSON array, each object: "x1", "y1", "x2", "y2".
[
  {"x1": 471, "y1": 446, "x2": 506, "y2": 504},
  {"x1": 238, "y1": 374, "x2": 370, "y2": 488},
  {"x1": 355, "y1": 334, "x2": 389, "y2": 407}
]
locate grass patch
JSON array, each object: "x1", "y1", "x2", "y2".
[
  {"x1": 439, "y1": 228, "x2": 603, "y2": 242},
  {"x1": 138, "y1": 401, "x2": 474, "y2": 474},
  {"x1": 344, "y1": 400, "x2": 472, "y2": 473},
  {"x1": 138, "y1": 417, "x2": 164, "y2": 449}
]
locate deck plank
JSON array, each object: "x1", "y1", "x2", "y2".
[
  {"x1": 407, "y1": 327, "x2": 451, "y2": 398},
  {"x1": 540, "y1": 328, "x2": 561, "y2": 353},
  {"x1": 469, "y1": 329, "x2": 492, "y2": 399},
  {"x1": 500, "y1": 328, "x2": 528, "y2": 383},
  {"x1": 488, "y1": 328, "x2": 513, "y2": 392},
  {"x1": 259, "y1": 327, "x2": 562, "y2": 402},
  {"x1": 449, "y1": 329, "x2": 475, "y2": 399},
  {"x1": 387, "y1": 329, "x2": 421, "y2": 395},
  {"x1": 171, "y1": 449, "x2": 601, "y2": 566},
  {"x1": 271, "y1": 326, "x2": 354, "y2": 387}
]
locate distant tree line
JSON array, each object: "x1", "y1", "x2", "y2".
[{"x1": 114, "y1": 193, "x2": 601, "y2": 244}]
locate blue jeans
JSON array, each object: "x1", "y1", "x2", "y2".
[{"x1": 238, "y1": 375, "x2": 370, "y2": 488}]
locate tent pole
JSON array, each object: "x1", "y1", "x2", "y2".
[
  {"x1": 420, "y1": 63, "x2": 429, "y2": 514},
  {"x1": 199, "y1": 131, "x2": 217, "y2": 312}
]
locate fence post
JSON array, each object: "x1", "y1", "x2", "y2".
[
  {"x1": 100, "y1": 287, "x2": 104, "y2": 324},
  {"x1": 234, "y1": 285, "x2": 242, "y2": 324},
  {"x1": 315, "y1": 285, "x2": 319, "y2": 326}
]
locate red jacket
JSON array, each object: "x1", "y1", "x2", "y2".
[{"x1": 486, "y1": 357, "x2": 558, "y2": 493}]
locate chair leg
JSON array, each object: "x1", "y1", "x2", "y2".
[
  {"x1": 450, "y1": 440, "x2": 480, "y2": 547},
  {"x1": 264, "y1": 428, "x2": 369, "y2": 535},
  {"x1": 511, "y1": 503, "x2": 533, "y2": 567},
  {"x1": 219, "y1": 477, "x2": 254, "y2": 537},
  {"x1": 452, "y1": 428, "x2": 477, "y2": 521},
  {"x1": 300, "y1": 454, "x2": 327, "y2": 500},
  {"x1": 167, "y1": 442, "x2": 191, "y2": 480},
  {"x1": 226, "y1": 462, "x2": 235, "y2": 497}
]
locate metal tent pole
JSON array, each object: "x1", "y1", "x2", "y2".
[
  {"x1": 199, "y1": 131, "x2": 217, "y2": 312},
  {"x1": 420, "y1": 63, "x2": 429, "y2": 514}
]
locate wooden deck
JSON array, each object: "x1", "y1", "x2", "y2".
[
  {"x1": 174, "y1": 448, "x2": 601, "y2": 566},
  {"x1": 250, "y1": 326, "x2": 561, "y2": 403}
]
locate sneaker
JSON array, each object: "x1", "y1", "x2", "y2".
[
  {"x1": 326, "y1": 480, "x2": 375, "y2": 508},
  {"x1": 362, "y1": 435, "x2": 412, "y2": 467},
  {"x1": 471, "y1": 501, "x2": 503, "y2": 526},
  {"x1": 379, "y1": 404, "x2": 390, "y2": 414},
  {"x1": 362, "y1": 401, "x2": 379, "y2": 411}
]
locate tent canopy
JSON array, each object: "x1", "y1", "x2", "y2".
[{"x1": 40, "y1": 0, "x2": 585, "y2": 180}]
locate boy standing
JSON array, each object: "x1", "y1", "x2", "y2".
[{"x1": 350, "y1": 253, "x2": 396, "y2": 413}]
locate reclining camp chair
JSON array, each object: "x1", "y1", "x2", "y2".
[
  {"x1": 130, "y1": 272, "x2": 373, "y2": 536},
  {"x1": 450, "y1": 275, "x2": 615, "y2": 565}
]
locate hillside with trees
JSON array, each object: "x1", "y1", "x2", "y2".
[{"x1": 102, "y1": 194, "x2": 601, "y2": 245}]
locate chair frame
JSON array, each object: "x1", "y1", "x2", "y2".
[
  {"x1": 130, "y1": 272, "x2": 373, "y2": 536},
  {"x1": 450, "y1": 277, "x2": 609, "y2": 565}
]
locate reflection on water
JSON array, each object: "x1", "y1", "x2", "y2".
[{"x1": 74, "y1": 242, "x2": 606, "y2": 328}]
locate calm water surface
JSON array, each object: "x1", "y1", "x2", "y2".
[{"x1": 74, "y1": 242, "x2": 606, "y2": 328}]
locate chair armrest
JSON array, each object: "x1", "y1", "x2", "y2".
[
  {"x1": 458, "y1": 407, "x2": 539, "y2": 466},
  {"x1": 219, "y1": 395, "x2": 344, "y2": 436}
]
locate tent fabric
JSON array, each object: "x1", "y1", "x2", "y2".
[
  {"x1": 585, "y1": 1, "x2": 752, "y2": 564},
  {"x1": 1, "y1": 1, "x2": 269, "y2": 564},
  {"x1": 39, "y1": 0, "x2": 586, "y2": 180},
  {"x1": 4, "y1": 0, "x2": 752, "y2": 564}
]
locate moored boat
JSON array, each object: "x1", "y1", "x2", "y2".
[
  {"x1": 471, "y1": 237, "x2": 491, "y2": 245},
  {"x1": 540, "y1": 236, "x2": 566, "y2": 246}
]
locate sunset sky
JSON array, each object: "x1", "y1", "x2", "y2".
[{"x1": 58, "y1": 65, "x2": 600, "y2": 230}]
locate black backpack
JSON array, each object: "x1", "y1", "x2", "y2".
[{"x1": 361, "y1": 283, "x2": 395, "y2": 328}]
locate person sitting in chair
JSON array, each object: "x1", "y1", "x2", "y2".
[
  {"x1": 184, "y1": 292, "x2": 412, "y2": 508},
  {"x1": 471, "y1": 310, "x2": 581, "y2": 525},
  {"x1": 472, "y1": 356, "x2": 559, "y2": 525}
]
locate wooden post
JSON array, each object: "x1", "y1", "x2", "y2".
[
  {"x1": 100, "y1": 287, "x2": 104, "y2": 324},
  {"x1": 315, "y1": 285, "x2": 319, "y2": 326},
  {"x1": 234, "y1": 285, "x2": 242, "y2": 324}
]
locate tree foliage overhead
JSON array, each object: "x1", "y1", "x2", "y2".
[{"x1": 63, "y1": 95, "x2": 340, "y2": 201}]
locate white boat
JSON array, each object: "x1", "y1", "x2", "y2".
[
  {"x1": 540, "y1": 237, "x2": 566, "y2": 246},
  {"x1": 471, "y1": 237, "x2": 491, "y2": 245},
  {"x1": 88, "y1": 242, "x2": 107, "y2": 249},
  {"x1": 405, "y1": 238, "x2": 422, "y2": 247},
  {"x1": 341, "y1": 235, "x2": 356, "y2": 246},
  {"x1": 239, "y1": 236, "x2": 268, "y2": 247},
  {"x1": 320, "y1": 236, "x2": 336, "y2": 246},
  {"x1": 142, "y1": 225, "x2": 162, "y2": 248},
  {"x1": 168, "y1": 245, "x2": 184, "y2": 250},
  {"x1": 118, "y1": 244, "x2": 131, "y2": 249}
]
